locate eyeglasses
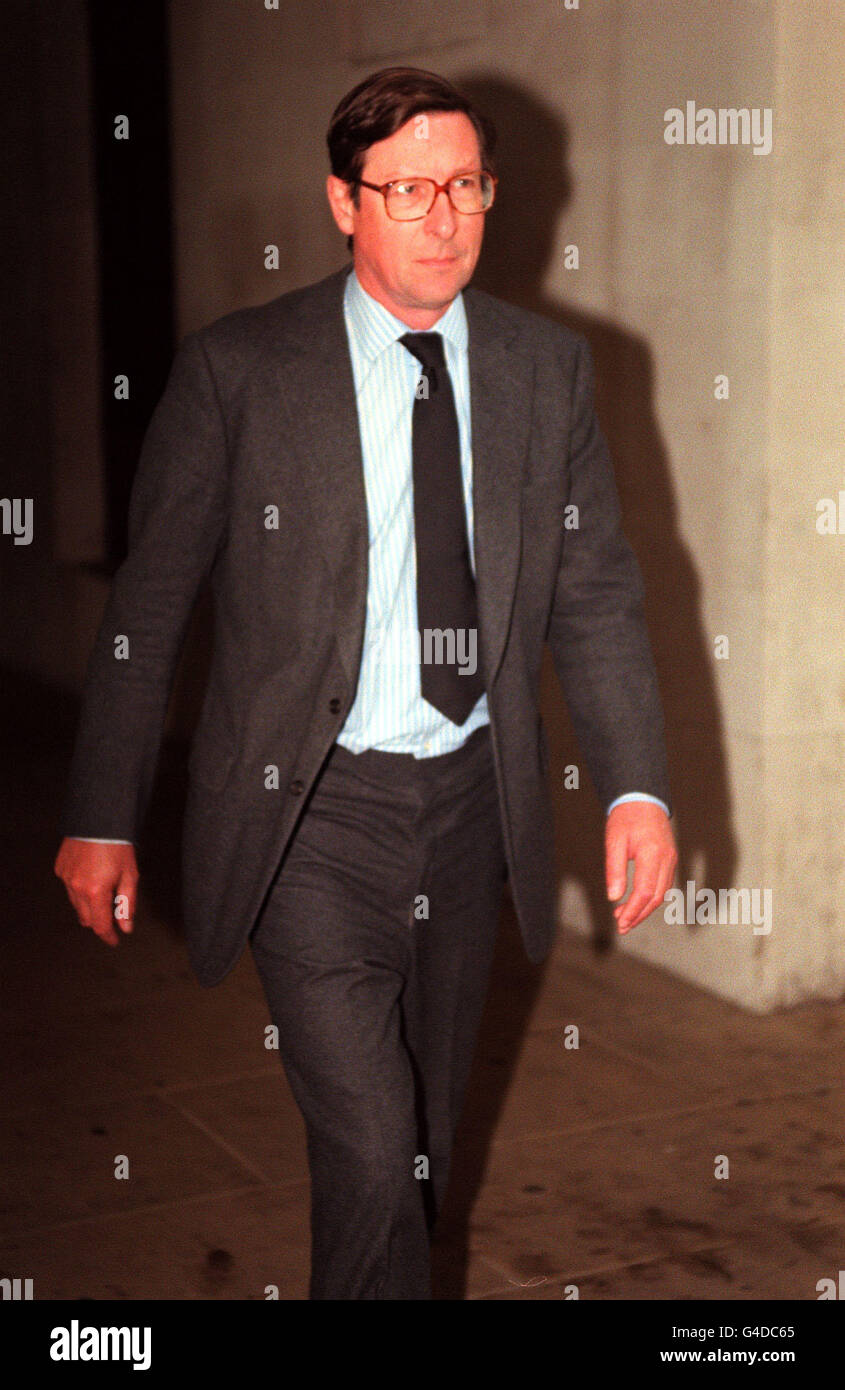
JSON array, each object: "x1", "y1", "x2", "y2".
[{"x1": 355, "y1": 170, "x2": 497, "y2": 221}]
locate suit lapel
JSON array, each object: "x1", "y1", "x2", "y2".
[
  {"x1": 464, "y1": 290, "x2": 534, "y2": 685},
  {"x1": 269, "y1": 270, "x2": 534, "y2": 696},
  {"x1": 271, "y1": 268, "x2": 369, "y2": 692}
]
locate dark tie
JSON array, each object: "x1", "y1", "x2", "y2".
[{"x1": 399, "y1": 331, "x2": 485, "y2": 725}]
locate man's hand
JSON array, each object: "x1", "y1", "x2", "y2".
[
  {"x1": 606, "y1": 802, "x2": 677, "y2": 934},
  {"x1": 54, "y1": 839, "x2": 139, "y2": 948}
]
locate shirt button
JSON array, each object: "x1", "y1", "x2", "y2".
[
  {"x1": 328, "y1": 697, "x2": 341, "y2": 714},
  {"x1": 289, "y1": 779, "x2": 305, "y2": 796}
]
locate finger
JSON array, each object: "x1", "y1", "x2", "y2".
[
  {"x1": 114, "y1": 872, "x2": 137, "y2": 934},
  {"x1": 71, "y1": 890, "x2": 118, "y2": 946},
  {"x1": 618, "y1": 888, "x2": 665, "y2": 934},
  {"x1": 617, "y1": 849, "x2": 675, "y2": 930},
  {"x1": 614, "y1": 852, "x2": 660, "y2": 928},
  {"x1": 655, "y1": 857, "x2": 678, "y2": 906},
  {"x1": 66, "y1": 885, "x2": 92, "y2": 929},
  {"x1": 88, "y1": 889, "x2": 120, "y2": 947},
  {"x1": 91, "y1": 921, "x2": 120, "y2": 947},
  {"x1": 618, "y1": 847, "x2": 678, "y2": 932},
  {"x1": 616, "y1": 894, "x2": 654, "y2": 932},
  {"x1": 614, "y1": 845, "x2": 659, "y2": 906},
  {"x1": 605, "y1": 830, "x2": 630, "y2": 900}
]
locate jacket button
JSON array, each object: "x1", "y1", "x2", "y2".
[
  {"x1": 289, "y1": 779, "x2": 304, "y2": 796},
  {"x1": 328, "y1": 696, "x2": 341, "y2": 714}
]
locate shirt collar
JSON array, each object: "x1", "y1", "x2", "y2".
[{"x1": 344, "y1": 266, "x2": 468, "y2": 363}]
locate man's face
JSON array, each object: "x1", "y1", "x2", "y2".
[{"x1": 326, "y1": 110, "x2": 488, "y2": 329}]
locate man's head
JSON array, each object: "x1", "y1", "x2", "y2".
[{"x1": 326, "y1": 67, "x2": 497, "y2": 329}]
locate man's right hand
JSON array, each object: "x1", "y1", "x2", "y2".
[{"x1": 54, "y1": 839, "x2": 139, "y2": 948}]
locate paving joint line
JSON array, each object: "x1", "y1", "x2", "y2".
[
  {"x1": 470, "y1": 1239, "x2": 739, "y2": 1298},
  {"x1": 488, "y1": 1082, "x2": 845, "y2": 1149},
  {"x1": 160, "y1": 1095, "x2": 276, "y2": 1185},
  {"x1": 0, "y1": 1178, "x2": 309, "y2": 1244}
]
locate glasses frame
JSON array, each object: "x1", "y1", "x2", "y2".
[{"x1": 354, "y1": 170, "x2": 498, "y2": 221}]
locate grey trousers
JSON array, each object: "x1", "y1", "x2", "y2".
[{"x1": 249, "y1": 724, "x2": 506, "y2": 1299}]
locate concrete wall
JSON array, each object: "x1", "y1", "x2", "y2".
[
  {"x1": 165, "y1": 0, "x2": 844, "y2": 1011},
  {"x1": 760, "y1": 2, "x2": 845, "y2": 1005}
]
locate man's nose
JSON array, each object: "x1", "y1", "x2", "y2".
[{"x1": 424, "y1": 188, "x2": 457, "y2": 238}]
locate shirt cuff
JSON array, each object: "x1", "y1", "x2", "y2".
[
  {"x1": 606, "y1": 792, "x2": 670, "y2": 818},
  {"x1": 69, "y1": 837, "x2": 134, "y2": 845}
]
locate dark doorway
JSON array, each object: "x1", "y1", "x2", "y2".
[{"x1": 88, "y1": 0, "x2": 174, "y2": 568}]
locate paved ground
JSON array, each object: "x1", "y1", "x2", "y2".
[{"x1": 1, "y1": 676, "x2": 842, "y2": 1299}]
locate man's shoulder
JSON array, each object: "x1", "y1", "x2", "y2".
[
  {"x1": 188, "y1": 266, "x2": 350, "y2": 361},
  {"x1": 463, "y1": 284, "x2": 586, "y2": 361}
]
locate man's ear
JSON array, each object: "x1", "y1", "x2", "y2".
[{"x1": 326, "y1": 174, "x2": 355, "y2": 237}]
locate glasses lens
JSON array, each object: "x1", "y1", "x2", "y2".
[
  {"x1": 385, "y1": 180, "x2": 434, "y2": 220},
  {"x1": 449, "y1": 172, "x2": 494, "y2": 212}
]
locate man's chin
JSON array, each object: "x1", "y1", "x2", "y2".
[{"x1": 409, "y1": 259, "x2": 474, "y2": 304}]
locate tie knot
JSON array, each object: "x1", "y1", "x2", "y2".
[{"x1": 399, "y1": 332, "x2": 447, "y2": 375}]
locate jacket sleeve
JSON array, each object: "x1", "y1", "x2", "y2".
[
  {"x1": 61, "y1": 331, "x2": 229, "y2": 841},
  {"x1": 545, "y1": 335, "x2": 672, "y2": 815}
]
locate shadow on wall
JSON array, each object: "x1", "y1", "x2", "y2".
[{"x1": 458, "y1": 72, "x2": 738, "y2": 949}]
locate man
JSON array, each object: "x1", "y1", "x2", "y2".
[{"x1": 55, "y1": 67, "x2": 677, "y2": 1299}]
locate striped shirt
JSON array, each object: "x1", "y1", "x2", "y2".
[{"x1": 335, "y1": 267, "x2": 490, "y2": 757}]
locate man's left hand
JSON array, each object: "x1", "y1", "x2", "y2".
[{"x1": 606, "y1": 802, "x2": 678, "y2": 934}]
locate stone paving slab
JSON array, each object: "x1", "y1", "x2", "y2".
[
  {"x1": 457, "y1": 1090, "x2": 844, "y2": 1300},
  {"x1": 0, "y1": 1185, "x2": 310, "y2": 1300},
  {"x1": 0, "y1": 1094, "x2": 259, "y2": 1236}
]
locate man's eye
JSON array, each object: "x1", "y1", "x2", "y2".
[{"x1": 393, "y1": 182, "x2": 419, "y2": 196}]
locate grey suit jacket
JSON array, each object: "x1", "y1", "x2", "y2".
[{"x1": 62, "y1": 265, "x2": 671, "y2": 985}]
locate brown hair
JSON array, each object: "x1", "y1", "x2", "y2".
[{"x1": 327, "y1": 67, "x2": 497, "y2": 250}]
